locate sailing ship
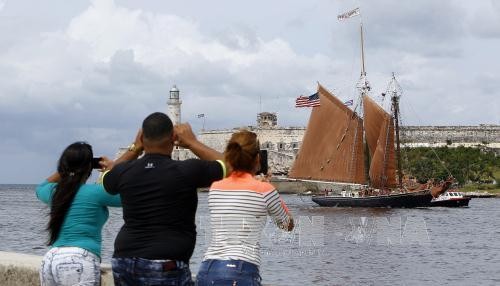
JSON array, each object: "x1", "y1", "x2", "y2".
[{"x1": 288, "y1": 16, "x2": 451, "y2": 208}]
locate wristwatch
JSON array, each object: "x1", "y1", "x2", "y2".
[{"x1": 128, "y1": 143, "x2": 141, "y2": 154}]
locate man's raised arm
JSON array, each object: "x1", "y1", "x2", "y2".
[{"x1": 174, "y1": 123, "x2": 223, "y2": 161}]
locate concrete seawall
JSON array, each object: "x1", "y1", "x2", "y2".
[{"x1": 0, "y1": 251, "x2": 114, "y2": 286}]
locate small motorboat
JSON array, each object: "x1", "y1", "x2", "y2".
[{"x1": 430, "y1": 191, "x2": 471, "y2": 207}]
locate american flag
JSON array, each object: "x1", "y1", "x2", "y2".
[
  {"x1": 295, "y1": 92, "x2": 320, "y2": 107},
  {"x1": 338, "y1": 7, "x2": 360, "y2": 21},
  {"x1": 343, "y1": 99, "x2": 353, "y2": 106}
]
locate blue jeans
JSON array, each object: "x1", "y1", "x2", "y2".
[
  {"x1": 196, "y1": 259, "x2": 262, "y2": 286},
  {"x1": 111, "y1": 257, "x2": 193, "y2": 286}
]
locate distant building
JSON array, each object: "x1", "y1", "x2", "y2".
[
  {"x1": 167, "y1": 85, "x2": 191, "y2": 160},
  {"x1": 167, "y1": 85, "x2": 182, "y2": 126}
]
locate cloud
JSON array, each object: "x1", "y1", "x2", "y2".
[
  {"x1": 0, "y1": 0, "x2": 330, "y2": 182},
  {"x1": 64, "y1": 0, "x2": 333, "y2": 123},
  {"x1": 467, "y1": 1, "x2": 500, "y2": 38},
  {"x1": 475, "y1": 73, "x2": 500, "y2": 95},
  {"x1": 359, "y1": 0, "x2": 466, "y2": 58}
]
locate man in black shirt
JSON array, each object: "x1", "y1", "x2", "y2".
[{"x1": 103, "y1": 112, "x2": 225, "y2": 286}]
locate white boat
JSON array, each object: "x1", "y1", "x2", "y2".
[{"x1": 431, "y1": 191, "x2": 471, "y2": 207}]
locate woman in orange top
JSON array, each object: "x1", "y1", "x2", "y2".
[{"x1": 196, "y1": 130, "x2": 294, "y2": 286}]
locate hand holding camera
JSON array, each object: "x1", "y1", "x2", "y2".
[
  {"x1": 256, "y1": 150, "x2": 268, "y2": 176},
  {"x1": 92, "y1": 156, "x2": 113, "y2": 171},
  {"x1": 174, "y1": 123, "x2": 197, "y2": 148}
]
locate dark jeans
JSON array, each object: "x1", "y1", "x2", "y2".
[
  {"x1": 196, "y1": 259, "x2": 262, "y2": 286},
  {"x1": 111, "y1": 257, "x2": 193, "y2": 286}
]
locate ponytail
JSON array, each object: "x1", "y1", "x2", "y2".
[{"x1": 47, "y1": 142, "x2": 93, "y2": 245}]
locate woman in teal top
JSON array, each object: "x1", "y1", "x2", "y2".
[{"x1": 36, "y1": 142, "x2": 122, "y2": 286}]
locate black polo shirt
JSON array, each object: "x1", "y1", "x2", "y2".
[{"x1": 103, "y1": 153, "x2": 224, "y2": 262}]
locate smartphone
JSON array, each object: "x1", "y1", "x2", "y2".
[
  {"x1": 92, "y1": 157, "x2": 102, "y2": 169},
  {"x1": 257, "y1": 150, "x2": 268, "y2": 175}
]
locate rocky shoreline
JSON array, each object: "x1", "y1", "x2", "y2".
[{"x1": 463, "y1": 191, "x2": 498, "y2": 198}]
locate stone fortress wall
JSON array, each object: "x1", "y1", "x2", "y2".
[{"x1": 400, "y1": 125, "x2": 500, "y2": 148}]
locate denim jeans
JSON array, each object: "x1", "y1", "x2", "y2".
[
  {"x1": 111, "y1": 257, "x2": 193, "y2": 286},
  {"x1": 196, "y1": 259, "x2": 262, "y2": 286},
  {"x1": 40, "y1": 247, "x2": 101, "y2": 286}
]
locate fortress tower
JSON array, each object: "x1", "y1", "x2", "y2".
[
  {"x1": 167, "y1": 85, "x2": 182, "y2": 125},
  {"x1": 257, "y1": 112, "x2": 278, "y2": 129}
]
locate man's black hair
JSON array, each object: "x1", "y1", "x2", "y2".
[{"x1": 142, "y1": 112, "x2": 173, "y2": 140}]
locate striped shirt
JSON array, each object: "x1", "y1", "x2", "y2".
[{"x1": 203, "y1": 172, "x2": 292, "y2": 267}]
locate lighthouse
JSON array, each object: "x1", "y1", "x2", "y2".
[{"x1": 167, "y1": 85, "x2": 182, "y2": 126}]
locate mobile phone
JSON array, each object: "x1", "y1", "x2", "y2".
[
  {"x1": 92, "y1": 157, "x2": 102, "y2": 169},
  {"x1": 257, "y1": 150, "x2": 268, "y2": 175}
]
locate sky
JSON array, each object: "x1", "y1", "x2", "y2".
[{"x1": 0, "y1": 0, "x2": 499, "y2": 183}]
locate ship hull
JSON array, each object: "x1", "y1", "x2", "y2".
[
  {"x1": 430, "y1": 198, "x2": 470, "y2": 207},
  {"x1": 311, "y1": 190, "x2": 433, "y2": 208}
]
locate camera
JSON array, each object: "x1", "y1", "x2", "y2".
[
  {"x1": 257, "y1": 150, "x2": 268, "y2": 175},
  {"x1": 92, "y1": 157, "x2": 102, "y2": 169}
]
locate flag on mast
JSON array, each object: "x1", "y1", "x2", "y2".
[
  {"x1": 295, "y1": 93, "x2": 320, "y2": 108},
  {"x1": 337, "y1": 7, "x2": 360, "y2": 21}
]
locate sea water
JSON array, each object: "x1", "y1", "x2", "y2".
[{"x1": 1, "y1": 185, "x2": 500, "y2": 286}]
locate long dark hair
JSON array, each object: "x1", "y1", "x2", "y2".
[{"x1": 47, "y1": 142, "x2": 93, "y2": 245}]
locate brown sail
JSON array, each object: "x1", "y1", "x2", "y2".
[
  {"x1": 289, "y1": 84, "x2": 365, "y2": 184},
  {"x1": 363, "y1": 95, "x2": 397, "y2": 188}
]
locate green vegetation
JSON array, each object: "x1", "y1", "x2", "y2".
[
  {"x1": 401, "y1": 146, "x2": 500, "y2": 192},
  {"x1": 460, "y1": 184, "x2": 500, "y2": 194}
]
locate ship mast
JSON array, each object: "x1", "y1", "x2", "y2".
[
  {"x1": 360, "y1": 23, "x2": 366, "y2": 78},
  {"x1": 357, "y1": 23, "x2": 370, "y2": 96},
  {"x1": 357, "y1": 22, "x2": 371, "y2": 185},
  {"x1": 388, "y1": 73, "x2": 403, "y2": 187}
]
